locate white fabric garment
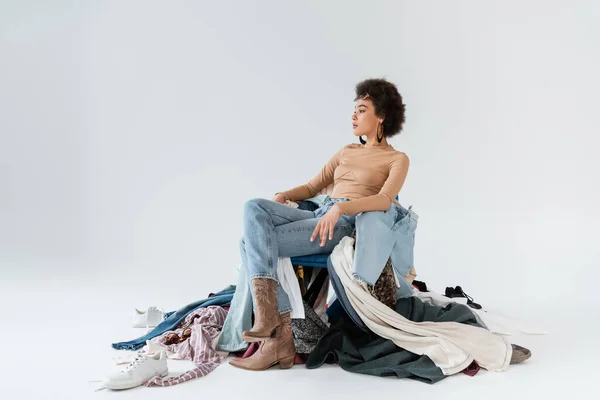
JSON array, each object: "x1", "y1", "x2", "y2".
[
  {"x1": 330, "y1": 236, "x2": 512, "y2": 375},
  {"x1": 278, "y1": 193, "x2": 334, "y2": 320},
  {"x1": 414, "y1": 290, "x2": 548, "y2": 336},
  {"x1": 326, "y1": 280, "x2": 337, "y2": 309},
  {"x1": 277, "y1": 257, "x2": 305, "y2": 319}
]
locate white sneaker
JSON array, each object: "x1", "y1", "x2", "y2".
[
  {"x1": 131, "y1": 306, "x2": 164, "y2": 328},
  {"x1": 103, "y1": 351, "x2": 168, "y2": 390}
]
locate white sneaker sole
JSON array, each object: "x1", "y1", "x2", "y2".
[
  {"x1": 131, "y1": 322, "x2": 160, "y2": 328},
  {"x1": 103, "y1": 370, "x2": 168, "y2": 390},
  {"x1": 132, "y1": 315, "x2": 164, "y2": 329}
]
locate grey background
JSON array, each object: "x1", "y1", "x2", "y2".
[{"x1": 1, "y1": 0, "x2": 598, "y2": 311}]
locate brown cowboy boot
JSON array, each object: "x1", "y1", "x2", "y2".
[
  {"x1": 230, "y1": 312, "x2": 296, "y2": 371},
  {"x1": 242, "y1": 278, "x2": 282, "y2": 342}
]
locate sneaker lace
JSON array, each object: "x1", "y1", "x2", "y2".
[
  {"x1": 462, "y1": 290, "x2": 474, "y2": 302},
  {"x1": 456, "y1": 286, "x2": 475, "y2": 302},
  {"x1": 123, "y1": 351, "x2": 147, "y2": 372}
]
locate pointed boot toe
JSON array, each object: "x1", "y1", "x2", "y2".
[
  {"x1": 510, "y1": 344, "x2": 532, "y2": 364},
  {"x1": 230, "y1": 312, "x2": 296, "y2": 371}
]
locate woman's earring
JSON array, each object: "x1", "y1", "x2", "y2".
[
  {"x1": 359, "y1": 135, "x2": 366, "y2": 144},
  {"x1": 376, "y1": 123, "x2": 384, "y2": 143}
]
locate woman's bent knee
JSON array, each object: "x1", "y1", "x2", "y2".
[{"x1": 243, "y1": 198, "x2": 266, "y2": 216}]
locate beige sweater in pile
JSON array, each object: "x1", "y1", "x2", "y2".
[{"x1": 280, "y1": 143, "x2": 410, "y2": 215}]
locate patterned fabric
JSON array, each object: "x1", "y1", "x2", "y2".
[
  {"x1": 368, "y1": 259, "x2": 397, "y2": 309},
  {"x1": 291, "y1": 300, "x2": 329, "y2": 354},
  {"x1": 112, "y1": 287, "x2": 234, "y2": 351},
  {"x1": 144, "y1": 306, "x2": 228, "y2": 387}
]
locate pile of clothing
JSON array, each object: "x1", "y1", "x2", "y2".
[
  {"x1": 101, "y1": 198, "x2": 544, "y2": 391},
  {"x1": 102, "y1": 267, "x2": 542, "y2": 390}
]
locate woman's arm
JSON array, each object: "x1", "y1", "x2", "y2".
[
  {"x1": 336, "y1": 153, "x2": 410, "y2": 216},
  {"x1": 277, "y1": 147, "x2": 343, "y2": 202}
]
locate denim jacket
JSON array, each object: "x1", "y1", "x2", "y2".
[{"x1": 353, "y1": 202, "x2": 418, "y2": 298}]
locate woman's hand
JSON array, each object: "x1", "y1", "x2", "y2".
[
  {"x1": 272, "y1": 193, "x2": 287, "y2": 204},
  {"x1": 311, "y1": 204, "x2": 342, "y2": 247}
]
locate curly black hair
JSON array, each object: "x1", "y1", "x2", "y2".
[{"x1": 354, "y1": 78, "x2": 406, "y2": 137}]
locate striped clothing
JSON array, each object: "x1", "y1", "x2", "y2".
[{"x1": 145, "y1": 306, "x2": 228, "y2": 387}]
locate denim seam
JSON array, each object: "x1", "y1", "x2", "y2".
[
  {"x1": 218, "y1": 343, "x2": 248, "y2": 352},
  {"x1": 266, "y1": 230, "x2": 273, "y2": 270},
  {"x1": 279, "y1": 222, "x2": 353, "y2": 234},
  {"x1": 279, "y1": 225, "x2": 318, "y2": 233},
  {"x1": 249, "y1": 273, "x2": 279, "y2": 282},
  {"x1": 270, "y1": 212, "x2": 306, "y2": 224}
]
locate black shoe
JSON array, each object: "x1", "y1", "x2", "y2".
[
  {"x1": 454, "y1": 286, "x2": 482, "y2": 309},
  {"x1": 445, "y1": 286, "x2": 457, "y2": 298}
]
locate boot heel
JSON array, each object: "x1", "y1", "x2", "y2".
[
  {"x1": 271, "y1": 323, "x2": 283, "y2": 338},
  {"x1": 279, "y1": 355, "x2": 295, "y2": 369}
]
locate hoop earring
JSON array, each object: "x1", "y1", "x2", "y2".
[
  {"x1": 359, "y1": 135, "x2": 366, "y2": 144},
  {"x1": 377, "y1": 123, "x2": 384, "y2": 143}
]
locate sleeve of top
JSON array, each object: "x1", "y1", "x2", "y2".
[
  {"x1": 336, "y1": 153, "x2": 409, "y2": 215},
  {"x1": 304, "y1": 147, "x2": 343, "y2": 197},
  {"x1": 379, "y1": 153, "x2": 410, "y2": 202},
  {"x1": 279, "y1": 147, "x2": 343, "y2": 202}
]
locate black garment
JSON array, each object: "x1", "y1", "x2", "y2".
[
  {"x1": 306, "y1": 296, "x2": 482, "y2": 383},
  {"x1": 303, "y1": 268, "x2": 328, "y2": 308},
  {"x1": 445, "y1": 286, "x2": 482, "y2": 309},
  {"x1": 412, "y1": 280, "x2": 429, "y2": 292},
  {"x1": 296, "y1": 200, "x2": 320, "y2": 212}
]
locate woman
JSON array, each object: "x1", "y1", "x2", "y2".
[{"x1": 229, "y1": 78, "x2": 410, "y2": 371}]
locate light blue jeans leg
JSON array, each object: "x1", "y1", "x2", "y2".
[
  {"x1": 353, "y1": 203, "x2": 417, "y2": 298},
  {"x1": 216, "y1": 239, "x2": 253, "y2": 352},
  {"x1": 243, "y1": 198, "x2": 354, "y2": 314}
]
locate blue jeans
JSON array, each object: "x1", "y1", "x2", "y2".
[
  {"x1": 216, "y1": 257, "x2": 253, "y2": 352},
  {"x1": 217, "y1": 197, "x2": 355, "y2": 352},
  {"x1": 353, "y1": 203, "x2": 418, "y2": 285},
  {"x1": 218, "y1": 197, "x2": 353, "y2": 352},
  {"x1": 242, "y1": 196, "x2": 355, "y2": 314},
  {"x1": 112, "y1": 287, "x2": 235, "y2": 351}
]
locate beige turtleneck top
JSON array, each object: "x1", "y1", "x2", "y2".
[{"x1": 280, "y1": 143, "x2": 410, "y2": 215}]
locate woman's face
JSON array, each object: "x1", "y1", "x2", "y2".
[{"x1": 352, "y1": 98, "x2": 381, "y2": 137}]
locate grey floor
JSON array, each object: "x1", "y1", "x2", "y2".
[{"x1": 2, "y1": 276, "x2": 593, "y2": 400}]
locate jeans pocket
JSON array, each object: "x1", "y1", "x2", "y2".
[{"x1": 392, "y1": 211, "x2": 411, "y2": 232}]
